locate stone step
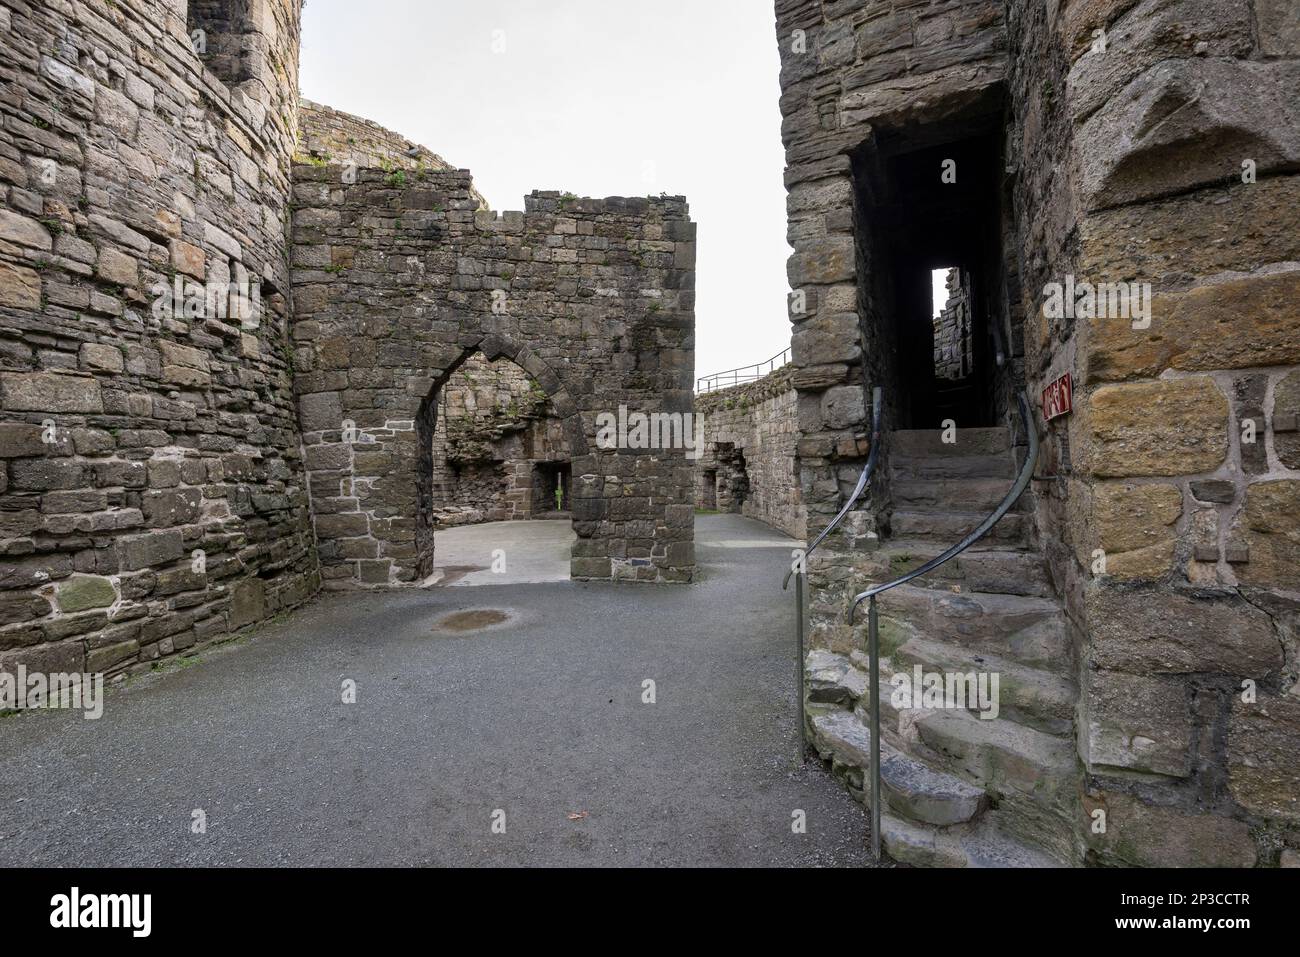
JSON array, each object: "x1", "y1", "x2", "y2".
[
  {"x1": 805, "y1": 649, "x2": 869, "y2": 707},
  {"x1": 881, "y1": 809, "x2": 1062, "y2": 868},
  {"x1": 870, "y1": 540, "x2": 1054, "y2": 598},
  {"x1": 891, "y1": 637, "x2": 1076, "y2": 736},
  {"x1": 889, "y1": 509, "x2": 1028, "y2": 545},
  {"x1": 811, "y1": 711, "x2": 987, "y2": 828},
  {"x1": 891, "y1": 427, "x2": 1011, "y2": 458},
  {"x1": 913, "y1": 707, "x2": 1077, "y2": 809},
  {"x1": 873, "y1": 584, "x2": 1070, "y2": 669},
  {"x1": 892, "y1": 477, "x2": 1027, "y2": 513},
  {"x1": 892, "y1": 454, "x2": 1016, "y2": 481}
]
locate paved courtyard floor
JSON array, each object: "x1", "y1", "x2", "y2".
[
  {"x1": 0, "y1": 515, "x2": 877, "y2": 867},
  {"x1": 433, "y1": 519, "x2": 575, "y2": 586}
]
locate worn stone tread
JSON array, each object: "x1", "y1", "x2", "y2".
[{"x1": 812, "y1": 710, "x2": 987, "y2": 827}]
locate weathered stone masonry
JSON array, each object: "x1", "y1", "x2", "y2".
[
  {"x1": 775, "y1": 0, "x2": 1299, "y2": 866},
  {"x1": 428, "y1": 353, "x2": 571, "y2": 527},
  {"x1": 290, "y1": 163, "x2": 698, "y2": 588},
  {"x1": 0, "y1": 0, "x2": 314, "y2": 681},
  {"x1": 695, "y1": 364, "x2": 805, "y2": 540},
  {"x1": 1, "y1": 0, "x2": 698, "y2": 688}
]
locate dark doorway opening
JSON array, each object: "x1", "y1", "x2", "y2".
[
  {"x1": 852, "y1": 128, "x2": 1007, "y2": 430},
  {"x1": 699, "y1": 469, "x2": 718, "y2": 511},
  {"x1": 187, "y1": 1, "x2": 252, "y2": 85},
  {"x1": 532, "y1": 462, "x2": 572, "y2": 517},
  {"x1": 715, "y1": 443, "x2": 749, "y2": 513}
]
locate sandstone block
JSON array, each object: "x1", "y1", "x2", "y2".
[
  {"x1": 1077, "y1": 59, "x2": 1300, "y2": 210},
  {"x1": 1080, "y1": 377, "x2": 1227, "y2": 477},
  {"x1": 0, "y1": 261, "x2": 42, "y2": 309},
  {"x1": 1080, "y1": 175, "x2": 1300, "y2": 282},
  {"x1": 1273, "y1": 371, "x2": 1300, "y2": 470},
  {"x1": 1088, "y1": 482, "x2": 1181, "y2": 579},
  {"x1": 791, "y1": 312, "x2": 862, "y2": 367},
  {"x1": 298, "y1": 391, "x2": 343, "y2": 432},
  {"x1": 56, "y1": 575, "x2": 117, "y2": 614},
  {"x1": 1086, "y1": 586, "x2": 1282, "y2": 675},
  {"x1": 1085, "y1": 269, "x2": 1300, "y2": 382},
  {"x1": 1228, "y1": 692, "x2": 1300, "y2": 821},
  {"x1": 86, "y1": 639, "x2": 139, "y2": 673},
  {"x1": 142, "y1": 487, "x2": 202, "y2": 527},
  {"x1": 0, "y1": 209, "x2": 53, "y2": 250},
  {"x1": 228, "y1": 578, "x2": 267, "y2": 629},
  {"x1": 1080, "y1": 668, "x2": 1192, "y2": 777},
  {"x1": 117, "y1": 529, "x2": 184, "y2": 571},
  {"x1": 787, "y1": 237, "x2": 855, "y2": 287},
  {"x1": 170, "y1": 240, "x2": 206, "y2": 279},
  {"x1": 1233, "y1": 480, "x2": 1300, "y2": 590},
  {"x1": 315, "y1": 512, "x2": 369, "y2": 538},
  {"x1": 821, "y1": 385, "x2": 865, "y2": 430},
  {"x1": 0, "y1": 372, "x2": 103, "y2": 413},
  {"x1": 1085, "y1": 791, "x2": 1256, "y2": 867},
  {"x1": 80, "y1": 342, "x2": 124, "y2": 373},
  {"x1": 0, "y1": 423, "x2": 49, "y2": 458}
]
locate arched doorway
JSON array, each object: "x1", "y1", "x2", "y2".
[{"x1": 414, "y1": 345, "x2": 587, "y2": 582}]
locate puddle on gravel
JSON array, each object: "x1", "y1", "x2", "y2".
[{"x1": 434, "y1": 609, "x2": 512, "y2": 633}]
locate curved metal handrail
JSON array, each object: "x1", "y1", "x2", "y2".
[
  {"x1": 783, "y1": 386, "x2": 883, "y2": 590},
  {"x1": 847, "y1": 388, "x2": 1039, "y2": 624}
]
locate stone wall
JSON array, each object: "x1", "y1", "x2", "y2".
[
  {"x1": 0, "y1": 0, "x2": 315, "y2": 681},
  {"x1": 932, "y1": 267, "x2": 970, "y2": 381},
  {"x1": 0, "y1": 0, "x2": 698, "y2": 694},
  {"x1": 775, "y1": 0, "x2": 1010, "y2": 636},
  {"x1": 1005, "y1": 0, "x2": 1300, "y2": 867},
  {"x1": 429, "y1": 352, "x2": 570, "y2": 526},
  {"x1": 696, "y1": 364, "x2": 804, "y2": 539},
  {"x1": 290, "y1": 164, "x2": 698, "y2": 586},
  {"x1": 297, "y1": 99, "x2": 489, "y2": 211},
  {"x1": 776, "y1": 0, "x2": 1300, "y2": 866}
]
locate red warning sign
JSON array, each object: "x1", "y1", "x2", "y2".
[{"x1": 1042, "y1": 372, "x2": 1073, "y2": 422}]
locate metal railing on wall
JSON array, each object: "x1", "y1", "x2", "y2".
[
  {"x1": 696, "y1": 348, "x2": 791, "y2": 394},
  {"x1": 784, "y1": 386, "x2": 883, "y2": 759},
  {"x1": 840, "y1": 321, "x2": 1038, "y2": 862}
]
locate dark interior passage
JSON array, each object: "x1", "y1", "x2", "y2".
[
  {"x1": 532, "y1": 461, "x2": 572, "y2": 515},
  {"x1": 853, "y1": 129, "x2": 1007, "y2": 429}
]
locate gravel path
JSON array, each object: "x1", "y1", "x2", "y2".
[{"x1": 0, "y1": 514, "x2": 876, "y2": 867}]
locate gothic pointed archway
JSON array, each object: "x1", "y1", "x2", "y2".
[{"x1": 413, "y1": 336, "x2": 594, "y2": 582}]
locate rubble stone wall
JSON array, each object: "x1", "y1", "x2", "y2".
[
  {"x1": 932, "y1": 267, "x2": 970, "y2": 381},
  {"x1": 297, "y1": 99, "x2": 489, "y2": 210},
  {"x1": 290, "y1": 165, "x2": 698, "y2": 586},
  {"x1": 774, "y1": 0, "x2": 1009, "y2": 641},
  {"x1": 0, "y1": 0, "x2": 314, "y2": 681},
  {"x1": 1006, "y1": 0, "x2": 1300, "y2": 867},
  {"x1": 1, "y1": 0, "x2": 698, "y2": 690},
  {"x1": 696, "y1": 364, "x2": 804, "y2": 539},
  {"x1": 776, "y1": 0, "x2": 1300, "y2": 866},
  {"x1": 429, "y1": 352, "x2": 570, "y2": 526}
]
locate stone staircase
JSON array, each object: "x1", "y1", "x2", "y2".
[{"x1": 807, "y1": 426, "x2": 1080, "y2": 867}]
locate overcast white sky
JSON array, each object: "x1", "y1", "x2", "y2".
[{"x1": 299, "y1": 0, "x2": 791, "y2": 381}]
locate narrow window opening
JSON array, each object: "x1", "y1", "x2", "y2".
[{"x1": 187, "y1": 0, "x2": 253, "y2": 86}]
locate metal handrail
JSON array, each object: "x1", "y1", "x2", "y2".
[
  {"x1": 784, "y1": 386, "x2": 884, "y2": 591},
  {"x1": 696, "y1": 348, "x2": 791, "y2": 394},
  {"x1": 848, "y1": 390, "x2": 1038, "y2": 619},
  {"x1": 784, "y1": 386, "x2": 883, "y2": 772},
  {"x1": 844, "y1": 315, "x2": 1038, "y2": 863}
]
